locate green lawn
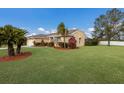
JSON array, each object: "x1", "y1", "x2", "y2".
[{"x1": 0, "y1": 46, "x2": 124, "y2": 84}]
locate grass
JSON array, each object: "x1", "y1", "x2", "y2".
[{"x1": 0, "y1": 46, "x2": 124, "y2": 83}]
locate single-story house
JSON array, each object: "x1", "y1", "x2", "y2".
[{"x1": 27, "y1": 29, "x2": 85, "y2": 47}]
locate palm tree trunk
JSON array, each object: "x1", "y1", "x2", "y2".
[
  {"x1": 8, "y1": 42, "x2": 15, "y2": 56},
  {"x1": 16, "y1": 44, "x2": 21, "y2": 54},
  {"x1": 64, "y1": 35, "x2": 66, "y2": 48},
  {"x1": 0, "y1": 42, "x2": 1, "y2": 47}
]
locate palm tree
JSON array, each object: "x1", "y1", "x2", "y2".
[
  {"x1": 0, "y1": 28, "x2": 4, "y2": 47},
  {"x1": 15, "y1": 28, "x2": 27, "y2": 54},
  {"x1": 0, "y1": 25, "x2": 17, "y2": 56},
  {"x1": 57, "y1": 22, "x2": 68, "y2": 48},
  {"x1": 0, "y1": 25, "x2": 27, "y2": 56}
]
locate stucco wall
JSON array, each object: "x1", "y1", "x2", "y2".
[
  {"x1": 27, "y1": 39, "x2": 34, "y2": 47},
  {"x1": 27, "y1": 38, "x2": 50, "y2": 47},
  {"x1": 59, "y1": 31, "x2": 85, "y2": 47},
  {"x1": 99, "y1": 41, "x2": 124, "y2": 46},
  {"x1": 27, "y1": 30, "x2": 85, "y2": 47},
  {"x1": 72, "y1": 31, "x2": 85, "y2": 47},
  {"x1": 60, "y1": 37, "x2": 71, "y2": 43}
]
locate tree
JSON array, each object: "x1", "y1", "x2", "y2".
[
  {"x1": 15, "y1": 28, "x2": 27, "y2": 54},
  {"x1": 0, "y1": 25, "x2": 27, "y2": 56},
  {"x1": 0, "y1": 28, "x2": 4, "y2": 47},
  {"x1": 57, "y1": 22, "x2": 68, "y2": 48},
  {"x1": 0, "y1": 25, "x2": 16, "y2": 56},
  {"x1": 93, "y1": 15, "x2": 106, "y2": 40},
  {"x1": 93, "y1": 8, "x2": 124, "y2": 46}
]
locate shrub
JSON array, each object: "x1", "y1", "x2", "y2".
[
  {"x1": 58, "y1": 42, "x2": 68, "y2": 48},
  {"x1": 58, "y1": 42, "x2": 63, "y2": 48},
  {"x1": 85, "y1": 38, "x2": 98, "y2": 46},
  {"x1": 33, "y1": 41, "x2": 44, "y2": 47},
  {"x1": 33, "y1": 41, "x2": 36, "y2": 46},
  {"x1": 41, "y1": 40, "x2": 46, "y2": 46},
  {"x1": 58, "y1": 42, "x2": 64, "y2": 48},
  {"x1": 68, "y1": 36, "x2": 77, "y2": 49},
  {"x1": 34, "y1": 42, "x2": 41, "y2": 46},
  {"x1": 48, "y1": 42, "x2": 54, "y2": 47},
  {"x1": 33, "y1": 40, "x2": 54, "y2": 47},
  {"x1": 65, "y1": 43, "x2": 68, "y2": 48},
  {"x1": 45, "y1": 42, "x2": 48, "y2": 46}
]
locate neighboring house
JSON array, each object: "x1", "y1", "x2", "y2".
[{"x1": 27, "y1": 29, "x2": 85, "y2": 47}]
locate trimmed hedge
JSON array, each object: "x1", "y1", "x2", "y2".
[
  {"x1": 58, "y1": 42, "x2": 68, "y2": 48},
  {"x1": 48, "y1": 42, "x2": 54, "y2": 47},
  {"x1": 33, "y1": 41, "x2": 54, "y2": 47},
  {"x1": 41, "y1": 40, "x2": 46, "y2": 46},
  {"x1": 85, "y1": 38, "x2": 98, "y2": 46}
]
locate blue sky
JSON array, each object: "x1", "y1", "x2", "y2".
[{"x1": 0, "y1": 8, "x2": 124, "y2": 37}]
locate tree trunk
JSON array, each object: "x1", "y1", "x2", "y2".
[
  {"x1": 16, "y1": 44, "x2": 21, "y2": 54},
  {"x1": 107, "y1": 35, "x2": 110, "y2": 46},
  {"x1": 0, "y1": 42, "x2": 1, "y2": 47},
  {"x1": 108, "y1": 39, "x2": 110, "y2": 46},
  {"x1": 118, "y1": 33, "x2": 121, "y2": 41},
  {"x1": 8, "y1": 42, "x2": 15, "y2": 56},
  {"x1": 107, "y1": 30, "x2": 111, "y2": 46},
  {"x1": 64, "y1": 35, "x2": 66, "y2": 48}
]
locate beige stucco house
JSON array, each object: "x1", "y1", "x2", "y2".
[{"x1": 27, "y1": 29, "x2": 85, "y2": 47}]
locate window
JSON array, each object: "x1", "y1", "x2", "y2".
[
  {"x1": 79, "y1": 38, "x2": 81, "y2": 44},
  {"x1": 51, "y1": 37, "x2": 53, "y2": 39}
]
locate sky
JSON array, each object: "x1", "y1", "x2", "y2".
[{"x1": 0, "y1": 8, "x2": 124, "y2": 37}]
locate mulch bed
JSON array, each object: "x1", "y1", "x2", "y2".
[
  {"x1": 0, "y1": 52, "x2": 32, "y2": 62},
  {"x1": 54, "y1": 47, "x2": 78, "y2": 51}
]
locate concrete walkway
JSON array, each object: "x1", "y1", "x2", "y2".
[
  {"x1": 0, "y1": 48, "x2": 7, "y2": 50},
  {"x1": 0, "y1": 46, "x2": 30, "y2": 50}
]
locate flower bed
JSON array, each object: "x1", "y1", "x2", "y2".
[
  {"x1": 54, "y1": 47, "x2": 78, "y2": 51},
  {"x1": 0, "y1": 52, "x2": 32, "y2": 62}
]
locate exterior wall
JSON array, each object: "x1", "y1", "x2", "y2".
[
  {"x1": 27, "y1": 37, "x2": 50, "y2": 47},
  {"x1": 72, "y1": 31, "x2": 85, "y2": 47},
  {"x1": 27, "y1": 39, "x2": 35, "y2": 47},
  {"x1": 54, "y1": 31, "x2": 85, "y2": 47},
  {"x1": 60, "y1": 37, "x2": 71, "y2": 43},
  {"x1": 99, "y1": 41, "x2": 124, "y2": 46},
  {"x1": 26, "y1": 30, "x2": 85, "y2": 47},
  {"x1": 53, "y1": 37, "x2": 71, "y2": 47}
]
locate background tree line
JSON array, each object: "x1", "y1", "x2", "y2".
[{"x1": 92, "y1": 8, "x2": 124, "y2": 46}]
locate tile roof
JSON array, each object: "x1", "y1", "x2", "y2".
[
  {"x1": 68, "y1": 29, "x2": 78, "y2": 34},
  {"x1": 27, "y1": 29, "x2": 78, "y2": 38}
]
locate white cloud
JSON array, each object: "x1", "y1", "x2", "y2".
[
  {"x1": 81, "y1": 27, "x2": 94, "y2": 38},
  {"x1": 37, "y1": 27, "x2": 50, "y2": 34},
  {"x1": 72, "y1": 27, "x2": 77, "y2": 30},
  {"x1": 38, "y1": 28, "x2": 57, "y2": 34},
  {"x1": 31, "y1": 33, "x2": 36, "y2": 35},
  {"x1": 26, "y1": 33, "x2": 36, "y2": 37},
  {"x1": 85, "y1": 32, "x2": 92, "y2": 38},
  {"x1": 88, "y1": 27, "x2": 94, "y2": 32},
  {"x1": 50, "y1": 29, "x2": 57, "y2": 33},
  {"x1": 38, "y1": 27, "x2": 45, "y2": 32},
  {"x1": 45, "y1": 30, "x2": 50, "y2": 34},
  {"x1": 83, "y1": 27, "x2": 94, "y2": 38}
]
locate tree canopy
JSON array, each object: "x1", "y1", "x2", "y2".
[
  {"x1": 92, "y1": 8, "x2": 124, "y2": 46},
  {"x1": 0, "y1": 25, "x2": 27, "y2": 56},
  {"x1": 57, "y1": 22, "x2": 68, "y2": 48}
]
